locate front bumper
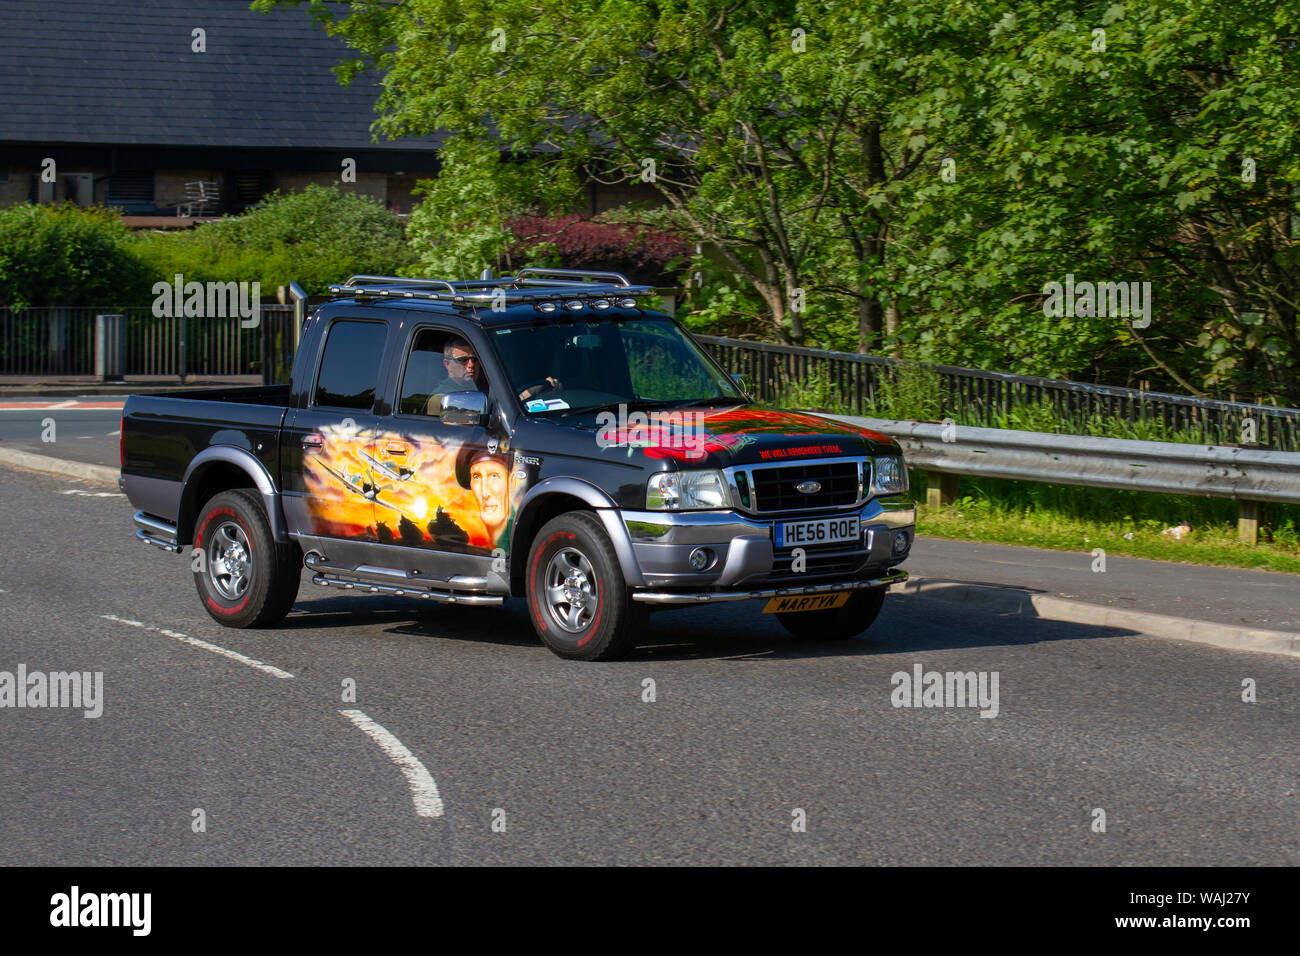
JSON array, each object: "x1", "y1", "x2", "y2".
[
  {"x1": 614, "y1": 494, "x2": 915, "y2": 595},
  {"x1": 631, "y1": 567, "x2": 908, "y2": 605}
]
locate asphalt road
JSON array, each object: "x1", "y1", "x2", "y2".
[
  {"x1": 1, "y1": 464, "x2": 1296, "y2": 865},
  {"x1": 0, "y1": 399, "x2": 122, "y2": 467},
  {"x1": 910, "y1": 538, "x2": 1300, "y2": 633}
]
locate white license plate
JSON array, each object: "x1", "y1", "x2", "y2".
[{"x1": 773, "y1": 516, "x2": 859, "y2": 548}]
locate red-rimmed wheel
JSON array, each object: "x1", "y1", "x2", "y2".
[
  {"x1": 193, "y1": 488, "x2": 301, "y2": 628},
  {"x1": 526, "y1": 512, "x2": 644, "y2": 661}
]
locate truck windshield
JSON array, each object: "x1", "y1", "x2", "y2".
[{"x1": 490, "y1": 316, "x2": 744, "y2": 414}]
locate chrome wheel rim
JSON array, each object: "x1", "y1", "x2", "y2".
[
  {"x1": 208, "y1": 520, "x2": 252, "y2": 601},
  {"x1": 544, "y1": 547, "x2": 598, "y2": 634}
]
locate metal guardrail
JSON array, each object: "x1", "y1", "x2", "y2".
[
  {"x1": 697, "y1": 334, "x2": 1300, "y2": 452},
  {"x1": 829, "y1": 414, "x2": 1300, "y2": 542}
]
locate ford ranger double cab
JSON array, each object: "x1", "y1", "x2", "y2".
[{"x1": 120, "y1": 269, "x2": 915, "y2": 660}]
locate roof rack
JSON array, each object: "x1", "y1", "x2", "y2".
[{"x1": 326, "y1": 268, "x2": 655, "y2": 309}]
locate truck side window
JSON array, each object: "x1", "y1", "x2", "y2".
[
  {"x1": 398, "y1": 328, "x2": 489, "y2": 416},
  {"x1": 399, "y1": 329, "x2": 447, "y2": 415},
  {"x1": 314, "y1": 320, "x2": 387, "y2": 410}
]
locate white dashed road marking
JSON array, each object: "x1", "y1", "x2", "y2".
[
  {"x1": 100, "y1": 614, "x2": 295, "y2": 679},
  {"x1": 60, "y1": 489, "x2": 124, "y2": 497},
  {"x1": 340, "y1": 709, "x2": 445, "y2": 818}
]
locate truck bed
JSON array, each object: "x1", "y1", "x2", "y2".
[{"x1": 121, "y1": 386, "x2": 292, "y2": 519}]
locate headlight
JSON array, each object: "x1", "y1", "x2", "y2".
[
  {"x1": 647, "y1": 470, "x2": 729, "y2": 510},
  {"x1": 872, "y1": 455, "x2": 909, "y2": 495}
]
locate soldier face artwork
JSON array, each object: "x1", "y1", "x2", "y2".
[
  {"x1": 469, "y1": 457, "x2": 510, "y2": 541},
  {"x1": 301, "y1": 422, "x2": 527, "y2": 551}
]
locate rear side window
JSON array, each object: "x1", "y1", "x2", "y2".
[{"x1": 314, "y1": 320, "x2": 386, "y2": 410}]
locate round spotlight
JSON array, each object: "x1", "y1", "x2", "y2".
[
  {"x1": 563, "y1": 299, "x2": 584, "y2": 311},
  {"x1": 892, "y1": 531, "x2": 909, "y2": 554},
  {"x1": 591, "y1": 298, "x2": 611, "y2": 310},
  {"x1": 688, "y1": 547, "x2": 713, "y2": 571},
  {"x1": 536, "y1": 301, "x2": 557, "y2": 313},
  {"x1": 616, "y1": 297, "x2": 638, "y2": 309}
]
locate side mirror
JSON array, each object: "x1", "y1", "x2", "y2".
[{"x1": 441, "y1": 390, "x2": 488, "y2": 425}]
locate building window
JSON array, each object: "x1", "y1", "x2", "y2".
[{"x1": 107, "y1": 171, "x2": 155, "y2": 207}]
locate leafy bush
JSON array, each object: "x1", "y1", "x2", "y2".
[
  {"x1": 0, "y1": 203, "x2": 153, "y2": 307},
  {"x1": 133, "y1": 184, "x2": 413, "y2": 293},
  {"x1": 507, "y1": 212, "x2": 691, "y2": 285}
]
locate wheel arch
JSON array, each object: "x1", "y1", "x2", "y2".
[
  {"x1": 508, "y1": 477, "x2": 645, "y2": 592},
  {"x1": 179, "y1": 446, "x2": 288, "y2": 546}
]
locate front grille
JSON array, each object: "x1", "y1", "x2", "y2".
[
  {"x1": 768, "y1": 541, "x2": 870, "y2": 580},
  {"x1": 751, "y1": 460, "x2": 860, "y2": 513}
]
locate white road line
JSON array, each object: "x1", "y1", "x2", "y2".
[
  {"x1": 339, "y1": 709, "x2": 445, "y2": 818},
  {"x1": 60, "y1": 489, "x2": 124, "y2": 497},
  {"x1": 48, "y1": 400, "x2": 77, "y2": 409},
  {"x1": 100, "y1": 614, "x2": 295, "y2": 680}
]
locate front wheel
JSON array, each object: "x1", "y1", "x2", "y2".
[
  {"x1": 526, "y1": 512, "x2": 645, "y2": 660},
  {"x1": 776, "y1": 587, "x2": 886, "y2": 640},
  {"x1": 193, "y1": 488, "x2": 301, "y2": 628}
]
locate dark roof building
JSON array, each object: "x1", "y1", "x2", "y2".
[{"x1": 0, "y1": 0, "x2": 447, "y2": 218}]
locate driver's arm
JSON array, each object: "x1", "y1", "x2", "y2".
[{"x1": 519, "y1": 376, "x2": 562, "y2": 401}]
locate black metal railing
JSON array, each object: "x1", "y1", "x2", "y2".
[
  {"x1": 0, "y1": 305, "x2": 297, "y2": 384},
  {"x1": 696, "y1": 335, "x2": 1300, "y2": 452},
  {"x1": 4, "y1": 306, "x2": 1298, "y2": 450}
]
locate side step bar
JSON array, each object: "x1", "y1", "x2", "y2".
[
  {"x1": 304, "y1": 553, "x2": 503, "y2": 606},
  {"x1": 632, "y1": 568, "x2": 909, "y2": 604},
  {"x1": 134, "y1": 511, "x2": 181, "y2": 553}
]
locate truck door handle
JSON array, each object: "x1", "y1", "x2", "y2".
[
  {"x1": 385, "y1": 443, "x2": 408, "y2": 455},
  {"x1": 301, "y1": 437, "x2": 323, "y2": 450}
]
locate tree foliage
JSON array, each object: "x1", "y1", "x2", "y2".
[
  {"x1": 258, "y1": 0, "x2": 1300, "y2": 403},
  {"x1": 0, "y1": 203, "x2": 153, "y2": 307},
  {"x1": 133, "y1": 183, "x2": 413, "y2": 292}
]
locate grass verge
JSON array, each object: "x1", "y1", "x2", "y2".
[{"x1": 911, "y1": 473, "x2": 1300, "y2": 575}]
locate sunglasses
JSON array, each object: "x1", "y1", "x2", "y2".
[{"x1": 446, "y1": 354, "x2": 477, "y2": 367}]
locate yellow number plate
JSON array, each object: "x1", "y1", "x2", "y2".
[{"x1": 761, "y1": 592, "x2": 850, "y2": 614}]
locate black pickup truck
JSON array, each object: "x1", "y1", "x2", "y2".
[{"x1": 120, "y1": 269, "x2": 914, "y2": 660}]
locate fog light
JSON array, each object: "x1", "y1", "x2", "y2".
[
  {"x1": 892, "y1": 531, "x2": 909, "y2": 554},
  {"x1": 689, "y1": 547, "x2": 713, "y2": 570}
]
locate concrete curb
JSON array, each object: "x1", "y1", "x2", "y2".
[
  {"x1": 893, "y1": 575, "x2": 1300, "y2": 658},
  {"x1": 0, "y1": 447, "x2": 119, "y2": 485}
]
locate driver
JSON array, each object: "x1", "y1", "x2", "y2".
[
  {"x1": 425, "y1": 337, "x2": 484, "y2": 416},
  {"x1": 425, "y1": 336, "x2": 562, "y2": 414}
]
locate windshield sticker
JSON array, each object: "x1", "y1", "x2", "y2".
[{"x1": 526, "y1": 398, "x2": 569, "y2": 412}]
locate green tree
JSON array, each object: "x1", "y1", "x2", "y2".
[
  {"x1": 133, "y1": 183, "x2": 413, "y2": 292},
  {"x1": 0, "y1": 203, "x2": 152, "y2": 307}
]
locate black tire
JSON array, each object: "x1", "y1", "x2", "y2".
[
  {"x1": 525, "y1": 511, "x2": 646, "y2": 661},
  {"x1": 776, "y1": 587, "x2": 886, "y2": 640},
  {"x1": 193, "y1": 488, "x2": 301, "y2": 628}
]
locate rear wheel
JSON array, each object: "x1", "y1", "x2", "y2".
[
  {"x1": 776, "y1": 587, "x2": 886, "y2": 640},
  {"x1": 193, "y1": 488, "x2": 301, "y2": 628},
  {"x1": 526, "y1": 512, "x2": 645, "y2": 660}
]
